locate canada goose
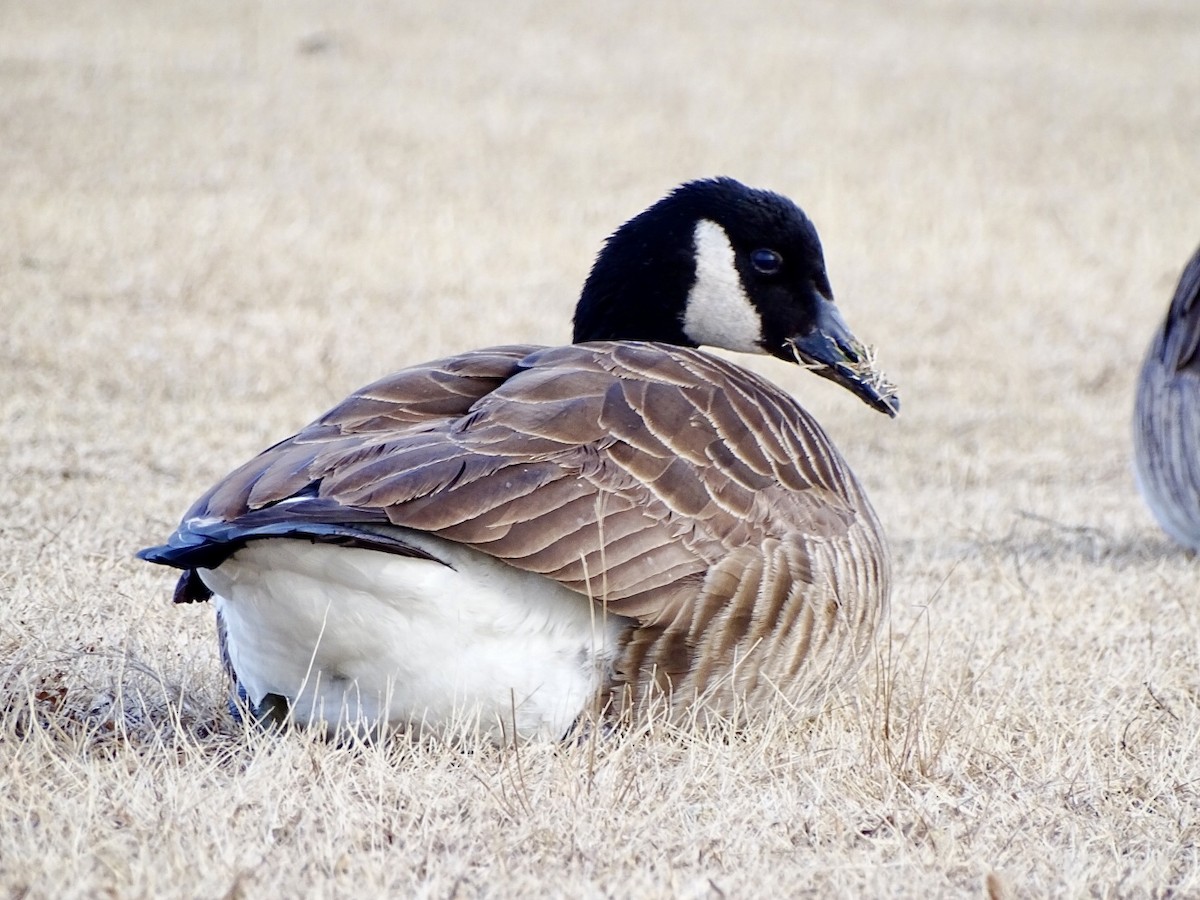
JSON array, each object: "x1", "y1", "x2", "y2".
[
  {"x1": 1134, "y1": 243, "x2": 1200, "y2": 552},
  {"x1": 139, "y1": 177, "x2": 899, "y2": 740}
]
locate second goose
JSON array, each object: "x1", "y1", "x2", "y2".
[
  {"x1": 139, "y1": 177, "x2": 899, "y2": 739},
  {"x1": 1134, "y1": 244, "x2": 1200, "y2": 552}
]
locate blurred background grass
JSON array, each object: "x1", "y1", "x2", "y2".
[{"x1": 2, "y1": 1, "x2": 1199, "y2": 895}]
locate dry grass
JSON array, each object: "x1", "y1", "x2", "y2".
[{"x1": 3, "y1": 0, "x2": 1200, "y2": 896}]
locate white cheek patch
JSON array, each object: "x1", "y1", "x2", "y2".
[{"x1": 682, "y1": 219, "x2": 763, "y2": 353}]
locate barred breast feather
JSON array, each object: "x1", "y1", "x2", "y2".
[{"x1": 1134, "y1": 245, "x2": 1200, "y2": 552}]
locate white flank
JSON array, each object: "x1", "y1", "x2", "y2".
[
  {"x1": 682, "y1": 218, "x2": 763, "y2": 352},
  {"x1": 198, "y1": 531, "x2": 630, "y2": 740}
]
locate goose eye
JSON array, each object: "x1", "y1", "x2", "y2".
[{"x1": 750, "y1": 248, "x2": 783, "y2": 275}]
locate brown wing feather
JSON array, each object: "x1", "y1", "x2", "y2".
[{"x1": 190, "y1": 342, "x2": 879, "y2": 640}]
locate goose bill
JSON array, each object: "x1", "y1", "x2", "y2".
[{"x1": 786, "y1": 300, "x2": 899, "y2": 417}]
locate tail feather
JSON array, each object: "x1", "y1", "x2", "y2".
[{"x1": 138, "y1": 501, "x2": 447, "y2": 603}]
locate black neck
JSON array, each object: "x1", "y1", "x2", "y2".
[{"x1": 571, "y1": 210, "x2": 697, "y2": 346}]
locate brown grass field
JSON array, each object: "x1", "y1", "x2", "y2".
[{"x1": 3, "y1": 1, "x2": 1200, "y2": 896}]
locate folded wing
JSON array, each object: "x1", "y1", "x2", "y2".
[{"x1": 144, "y1": 342, "x2": 873, "y2": 631}]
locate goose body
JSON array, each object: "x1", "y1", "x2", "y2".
[
  {"x1": 140, "y1": 178, "x2": 898, "y2": 739},
  {"x1": 1134, "y1": 244, "x2": 1200, "y2": 551}
]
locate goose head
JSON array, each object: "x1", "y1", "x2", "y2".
[{"x1": 572, "y1": 177, "x2": 898, "y2": 416}]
